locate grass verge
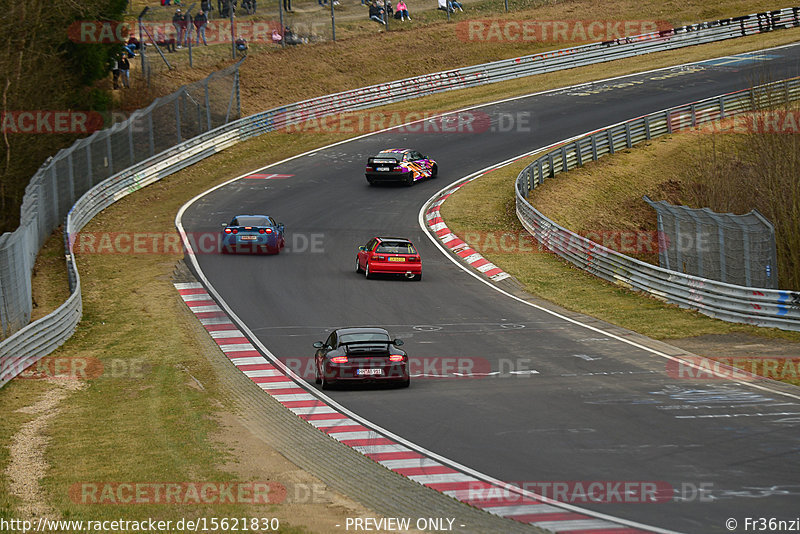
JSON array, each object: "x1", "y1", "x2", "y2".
[{"x1": 439, "y1": 131, "x2": 800, "y2": 384}]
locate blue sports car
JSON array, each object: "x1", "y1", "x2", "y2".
[{"x1": 221, "y1": 215, "x2": 285, "y2": 254}]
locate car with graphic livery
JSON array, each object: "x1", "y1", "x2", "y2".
[
  {"x1": 365, "y1": 148, "x2": 437, "y2": 186},
  {"x1": 356, "y1": 236, "x2": 422, "y2": 281},
  {"x1": 220, "y1": 215, "x2": 285, "y2": 254},
  {"x1": 313, "y1": 327, "x2": 410, "y2": 389}
]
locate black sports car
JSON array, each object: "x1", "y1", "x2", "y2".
[{"x1": 313, "y1": 327, "x2": 410, "y2": 389}]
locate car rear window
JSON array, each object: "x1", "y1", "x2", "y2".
[
  {"x1": 376, "y1": 242, "x2": 416, "y2": 254},
  {"x1": 339, "y1": 332, "x2": 390, "y2": 344},
  {"x1": 234, "y1": 216, "x2": 270, "y2": 226}
]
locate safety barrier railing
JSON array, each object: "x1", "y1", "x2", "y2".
[
  {"x1": 515, "y1": 77, "x2": 800, "y2": 331},
  {"x1": 2, "y1": 6, "x2": 798, "y2": 387}
]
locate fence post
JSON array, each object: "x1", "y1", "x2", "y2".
[
  {"x1": 175, "y1": 95, "x2": 182, "y2": 144},
  {"x1": 66, "y1": 152, "x2": 76, "y2": 207},
  {"x1": 105, "y1": 131, "x2": 114, "y2": 175},
  {"x1": 148, "y1": 113, "x2": 155, "y2": 157}
]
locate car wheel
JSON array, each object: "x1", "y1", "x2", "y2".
[
  {"x1": 315, "y1": 362, "x2": 322, "y2": 385},
  {"x1": 431, "y1": 163, "x2": 438, "y2": 178},
  {"x1": 356, "y1": 257, "x2": 364, "y2": 273},
  {"x1": 366, "y1": 177, "x2": 374, "y2": 186},
  {"x1": 321, "y1": 369, "x2": 332, "y2": 390},
  {"x1": 404, "y1": 172, "x2": 414, "y2": 186},
  {"x1": 412, "y1": 273, "x2": 422, "y2": 281},
  {"x1": 400, "y1": 378, "x2": 410, "y2": 388},
  {"x1": 365, "y1": 262, "x2": 373, "y2": 279}
]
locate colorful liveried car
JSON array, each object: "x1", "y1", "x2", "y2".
[
  {"x1": 313, "y1": 327, "x2": 410, "y2": 389},
  {"x1": 365, "y1": 148, "x2": 437, "y2": 186},
  {"x1": 356, "y1": 236, "x2": 422, "y2": 281},
  {"x1": 220, "y1": 215, "x2": 285, "y2": 254}
]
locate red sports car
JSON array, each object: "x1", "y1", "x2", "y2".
[{"x1": 356, "y1": 237, "x2": 422, "y2": 281}]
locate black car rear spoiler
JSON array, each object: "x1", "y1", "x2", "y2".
[{"x1": 341, "y1": 340, "x2": 392, "y2": 354}]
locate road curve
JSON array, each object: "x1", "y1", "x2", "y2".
[{"x1": 179, "y1": 46, "x2": 800, "y2": 534}]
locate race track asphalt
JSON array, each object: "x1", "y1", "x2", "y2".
[{"x1": 180, "y1": 46, "x2": 800, "y2": 533}]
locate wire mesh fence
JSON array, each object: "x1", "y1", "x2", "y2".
[
  {"x1": 644, "y1": 197, "x2": 779, "y2": 289},
  {"x1": 0, "y1": 59, "x2": 242, "y2": 339}
]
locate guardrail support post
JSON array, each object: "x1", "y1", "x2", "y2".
[
  {"x1": 644, "y1": 116, "x2": 652, "y2": 140},
  {"x1": 607, "y1": 129, "x2": 615, "y2": 155},
  {"x1": 575, "y1": 140, "x2": 582, "y2": 167}
]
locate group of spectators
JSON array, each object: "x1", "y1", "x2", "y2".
[
  {"x1": 367, "y1": 0, "x2": 412, "y2": 24},
  {"x1": 110, "y1": 54, "x2": 131, "y2": 89},
  {"x1": 161, "y1": 0, "x2": 256, "y2": 16},
  {"x1": 367, "y1": 0, "x2": 464, "y2": 24},
  {"x1": 437, "y1": 0, "x2": 463, "y2": 13},
  {"x1": 169, "y1": 9, "x2": 210, "y2": 48}
]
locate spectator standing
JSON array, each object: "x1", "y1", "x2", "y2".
[
  {"x1": 118, "y1": 55, "x2": 130, "y2": 88},
  {"x1": 172, "y1": 9, "x2": 184, "y2": 48},
  {"x1": 181, "y1": 12, "x2": 191, "y2": 47},
  {"x1": 283, "y1": 0, "x2": 292, "y2": 12},
  {"x1": 110, "y1": 56, "x2": 120, "y2": 89},
  {"x1": 194, "y1": 11, "x2": 208, "y2": 45},
  {"x1": 395, "y1": 0, "x2": 409, "y2": 20}
]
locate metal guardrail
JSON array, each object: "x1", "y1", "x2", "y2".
[
  {"x1": 515, "y1": 77, "x2": 800, "y2": 331},
  {"x1": 2, "y1": 6, "x2": 799, "y2": 388}
]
